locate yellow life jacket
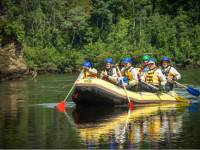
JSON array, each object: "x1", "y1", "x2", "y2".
[
  {"x1": 83, "y1": 70, "x2": 97, "y2": 79},
  {"x1": 124, "y1": 67, "x2": 134, "y2": 81},
  {"x1": 145, "y1": 68, "x2": 160, "y2": 85}
]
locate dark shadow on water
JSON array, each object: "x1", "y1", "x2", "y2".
[{"x1": 72, "y1": 106, "x2": 127, "y2": 124}]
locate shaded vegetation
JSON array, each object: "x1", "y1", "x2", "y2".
[{"x1": 1, "y1": 0, "x2": 200, "y2": 72}]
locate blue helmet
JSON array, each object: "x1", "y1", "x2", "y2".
[
  {"x1": 147, "y1": 58, "x2": 156, "y2": 64},
  {"x1": 82, "y1": 61, "x2": 92, "y2": 68},
  {"x1": 161, "y1": 56, "x2": 170, "y2": 62},
  {"x1": 104, "y1": 58, "x2": 113, "y2": 64},
  {"x1": 122, "y1": 57, "x2": 132, "y2": 64}
]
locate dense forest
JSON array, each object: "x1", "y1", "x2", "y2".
[{"x1": 1, "y1": 0, "x2": 200, "y2": 72}]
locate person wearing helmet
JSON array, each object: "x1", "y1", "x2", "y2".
[
  {"x1": 160, "y1": 56, "x2": 181, "y2": 91},
  {"x1": 100, "y1": 58, "x2": 118, "y2": 84},
  {"x1": 80, "y1": 61, "x2": 97, "y2": 79},
  {"x1": 141, "y1": 55, "x2": 150, "y2": 72},
  {"x1": 138, "y1": 55, "x2": 150, "y2": 79},
  {"x1": 120, "y1": 57, "x2": 139, "y2": 90},
  {"x1": 140, "y1": 58, "x2": 167, "y2": 92}
]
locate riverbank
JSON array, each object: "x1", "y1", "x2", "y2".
[
  {"x1": 1, "y1": 63, "x2": 200, "y2": 81},
  {"x1": 1, "y1": 42, "x2": 199, "y2": 81},
  {"x1": 0, "y1": 42, "x2": 28, "y2": 81}
]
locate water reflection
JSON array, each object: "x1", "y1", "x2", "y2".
[
  {"x1": 0, "y1": 80, "x2": 27, "y2": 120},
  {"x1": 0, "y1": 80, "x2": 28, "y2": 148},
  {"x1": 0, "y1": 78, "x2": 79, "y2": 149},
  {"x1": 72, "y1": 104, "x2": 188, "y2": 149}
]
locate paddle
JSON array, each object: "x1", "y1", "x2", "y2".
[
  {"x1": 56, "y1": 70, "x2": 83, "y2": 112},
  {"x1": 116, "y1": 66, "x2": 133, "y2": 109},
  {"x1": 140, "y1": 81, "x2": 189, "y2": 103},
  {"x1": 174, "y1": 81, "x2": 200, "y2": 97},
  {"x1": 141, "y1": 81, "x2": 159, "y2": 91}
]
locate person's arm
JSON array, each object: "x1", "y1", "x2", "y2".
[
  {"x1": 120, "y1": 67, "x2": 126, "y2": 76},
  {"x1": 100, "y1": 70, "x2": 105, "y2": 79},
  {"x1": 107, "y1": 68, "x2": 118, "y2": 82},
  {"x1": 157, "y1": 69, "x2": 167, "y2": 86},
  {"x1": 129, "y1": 68, "x2": 139, "y2": 86},
  {"x1": 132, "y1": 68, "x2": 139, "y2": 81},
  {"x1": 170, "y1": 67, "x2": 181, "y2": 80},
  {"x1": 140, "y1": 72, "x2": 146, "y2": 82},
  {"x1": 88, "y1": 68, "x2": 97, "y2": 75},
  {"x1": 79, "y1": 70, "x2": 85, "y2": 79}
]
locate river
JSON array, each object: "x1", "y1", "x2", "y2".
[{"x1": 0, "y1": 70, "x2": 200, "y2": 149}]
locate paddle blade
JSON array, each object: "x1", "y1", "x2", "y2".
[
  {"x1": 186, "y1": 86, "x2": 200, "y2": 97},
  {"x1": 128, "y1": 100, "x2": 134, "y2": 110},
  {"x1": 175, "y1": 96, "x2": 189, "y2": 104},
  {"x1": 56, "y1": 101, "x2": 66, "y2": 112}
]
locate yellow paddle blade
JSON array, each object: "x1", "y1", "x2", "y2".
[{"x1": 175, "y1": 95, "x2": 189, "y2": 104}]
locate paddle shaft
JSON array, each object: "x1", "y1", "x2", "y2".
[
  {"x1": 141, "y1": 81, "x2": 178, "y2": 97},
  {"x1": 141, "y1": 80, "x2": 189, "y2": 102},
  {"x1": 174, "y1": 81, "x2": 187, "y2": 88},
  {"x1": 64, "y1": 84, "x2": 75, "y2": 102},
  {"x1": 64, "y1": 70, "x2": 83, "y2": 102},
  {"x1": 166, "y1": 76, "x2": 187, "y2": 89},
  {"x1": 141, "y1": 81, "x2": 159, "y2": 91},
  {"x1": 116, "y1": 67, "x2": 130, "y2": 103},
  {"x1": 174, "y1": 80, "x2": 199, "y2": 97}
]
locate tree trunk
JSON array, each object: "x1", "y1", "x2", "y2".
[{"x1": 71, "y1": 28, "x2": 76, "y2": 47}]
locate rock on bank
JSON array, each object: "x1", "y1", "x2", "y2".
[{"x1": 0, "y1": 42, "x2": 28, "y2": 81}]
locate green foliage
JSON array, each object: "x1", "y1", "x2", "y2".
[
  {"x1": 3, "y1": 21, "x2": 25, "y2": 43},
  {"x1": 1, "y1": 0, "x2": 200, "y2": 70},
  {"x1": 25, "y1": 47, "x2": 84, "y2": 72},
  {"x1": 25, "y1": 47, "x2": 60, "y2": 70}
]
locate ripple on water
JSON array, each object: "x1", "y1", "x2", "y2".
[{"x1": 29, "y1": 101, "x2": 76, "y2": 109}]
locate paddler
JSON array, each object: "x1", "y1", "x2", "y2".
[
  {"x1": 139, "y1": 55, "x2": 150, "y2": 74},
  {"x1": 120, "y1": 57, "x2": 139, "y2": 90},
  {"x1": 160, "y1": 56, "x2": 181, "y2": 91},
  {"x1": 80, "y1": 61, "x2": 97, "y2": 79},
  {"x1": 137, "y1": 55, "x2": 150, "y2": 81},
  {"x1": 100, "y1": 58, "x2": 118, "y2": 84},
  {"x1": 140, "y1": 58, "x2": 167, "y2": 92}
]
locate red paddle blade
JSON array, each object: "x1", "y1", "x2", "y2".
[
  {"x1": 56, "y1": 101, "x2": 66, "y2": 112},
  {"x1": 128, "y1": 100, "x2": 134, "y2": 110}
]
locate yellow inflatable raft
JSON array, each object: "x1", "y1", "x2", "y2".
[{"x1": 72, "y1": 78, "x2": 188, "y2": 106}]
